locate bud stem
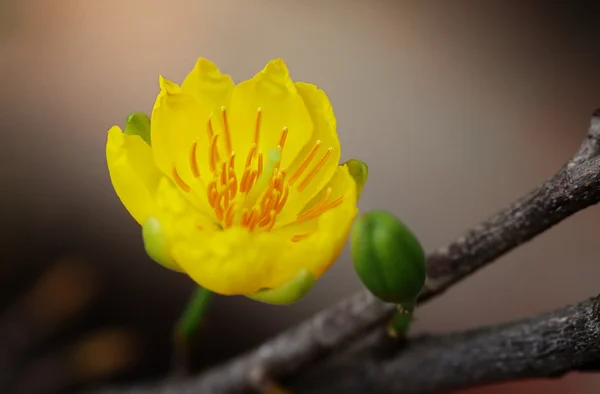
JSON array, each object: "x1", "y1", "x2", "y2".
[{"x1": 386, "y1": 300, "x2": 415, "y2": 338}]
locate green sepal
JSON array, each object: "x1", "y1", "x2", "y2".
[
  {"x1": 351, "y1": 210, "x2": 426, "y2": 304},
  {"x1": 124, "y1": 112, "x2": 151, "y2": 145},
  {"x1": 342, "y1": 159, "x2": 368, "y2": 198},
  {"x1": 246, "y1": 269, "x2": 315, "y2": 305},
  {"x1": 142, "y1": 217, "x2": 180, "y2": 271}
]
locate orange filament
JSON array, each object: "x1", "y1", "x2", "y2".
[
  {"x1": 291, "y1": 233, "x2": 311, "y2": 242},
  {"x1": 171, "y1": 107, "x2": 340, "y2": 235},
  {"x1": 224, "y1": 203, "x2": 236, "y2": 228},
  {"x1": 207, "y1": 117, "x2": 214, "y2": 140},
  {"x1": 297, "y1": 188, "x2": 331, "y2": 221},
  {"x1": 288, "y1": 141, "x2": 320, "y2": 185},
  {"x1": 248, "y1": 209, "x2": 259, "y2": 231},
  {"x1": 172, "y1": 167, "x2": 190, "y2": 193},
  {"x1": 190, "y1": 140, "x2": 200, "y2": 178},
  {"x1": 276, "y1": 186, "x2": 289, "y2": 213},
  {"x1": 298, "y1": 148, "x2": 333, "y2": 192},
  {"x1": 296, "y1": 188, "x2": 344, "y2": 224},
  {"x1": 228, "y1": 153, "x2": 238, "y2": 198},
  {"x1": 278, "y1": 127, "x2": 288, "y2": 150},
  {"x1": 221, "y1": 106, "x2": 233, "y2": 154},
  {"x1": 207, "y1": 182, "x2": 217, "y2": 206},
  {"x1": 257, "y1": 153, "x2": 263, "y2": 178},
  {"x1": 254, "y1": 108, "x2": 262, "y2": 150},
  {"x1": 209, "y1": 134, "x2": 220, "y2": 173},
  {"x1": 246, "y1": 144, "x2": 257, "y2": 167}
]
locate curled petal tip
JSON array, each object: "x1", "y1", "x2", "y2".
[{"x1": 246, "y1": 269, "x2": 315, "y2": 305}]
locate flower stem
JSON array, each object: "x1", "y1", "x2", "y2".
[{"x1": 172, "y1": 285, "x2": 213, "y2": 376}]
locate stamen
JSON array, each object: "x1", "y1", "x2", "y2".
[
  {"x1": 243, "y1": 149, "x2": 281, "y2": 209},
  {"x1": 276, "y1": 186, "x2": 289, "y2": 213},
  {"x1": 240, "y1": 145, "x2": 256, "y2": 194},
  {"x1": 246, "y1": 144, "x2": 257, "y2": 168},
  {"x1": 248, "y1": 209, "x2": 259, "y2": 231},
  {"x1": 296, "y1": 195, "x2": 344, "y2": 223},
  {"x1": 215, "y1": 203, "x2": 224, "y2": 221},
  {"x1": 261, "y1": 210, "x2": 277, "y2": 231},
  {"x1": 288, "y1": 141, "x2": 320, "y2": 185},
  {"x1": 228, "y1": 153, "x2": 237, "y2": 198},
  {"x1": 297, "y1": 147, "x2": 333, "y2": 192},
  {"x1": 254, "y1": 108, "x2": 262, "y2": 151},
  {"x1": 207, "y1": 116, "x2": 214, "y2": 140},
  {"x1": 257, "y1": 152, "x2": 264, "y2": 177},
  {"x1": 207, "y1": 182, "x2": 218, "y2": 207},
  {"x1": 240, "y1": 168, "x2": 256, "y2": 194},
  {"x1": 189, "y1": 140, "x2": 201, "y2": 178},
  {"x1": 322, "y1": 196, "x2": 344, "y2": 211},
  {"x1": 197, "y1": 110, "x2": 338, "y2": 233},
  {"x1": 228, "y1": 173, "x2": 237, "y2": 199},
  {"x1": 258, "y1": 212, "x2": 271, "y2": 227},
  {"x1": 220, "y1": 161, "x2": 227, "y2": 187},
  {"x1": 278, "y1": 127, "x2": 288, "y2": 150},
  {"x1": 291, "y1": 233, "x2": 311, "y2": 242},
  {"x1": 221, "y1": 106, "x2": 233, "y2": 154},
  {"x1": 297, "y1": 188, "x2": 331, "y2": 222},
  {"x1": 220, "y1": 184, "x2": 230, "y2": 211},
  {"x1": 275, "y1": 169, "x2": 286, "y2": 191},
  {"x1": 224, "y1": 203, "x2": 236, "y2": 228},
  {"x1": 172, "y1": 167, "x2": 190, "y2": 193},
  {"x1": 241, "y1": 208, "x2": 250, "y2": 225},
  {"x1": 209, "y1": 133, "x2": 220, "y2": 173}
]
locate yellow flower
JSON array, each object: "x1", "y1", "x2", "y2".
[{"x1": 106, "y1": 58, "x2": 363, "y2": 298}]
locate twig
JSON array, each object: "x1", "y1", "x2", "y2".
[
  {"x1": 287, "y1": 294, "x2": 600, "y2": 394},
  {"x1": 421, "y1": 108, "x2": 600, "y2": 300},
  {"x1": 88, "y1": 110, "x2": 600, "y2": 394}
]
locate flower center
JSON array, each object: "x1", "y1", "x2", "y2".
[{"x1": 172, "y1": 107, "x2": 344, "y2": 233}]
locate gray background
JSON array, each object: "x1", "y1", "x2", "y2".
[{"x1": 1, "y1": 1, "x2": 600, "y2": 392}]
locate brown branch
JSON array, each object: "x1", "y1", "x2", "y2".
[
  {"x1": 88, "y1": 110, "x2": 600, "y2": 394},
  {"x1": 287, "y1": 294, "x2": 600, "y2": 394}
]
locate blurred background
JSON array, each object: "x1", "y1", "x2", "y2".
[{"x1": 1, "y1": 0, "x2": 600, "y2": 393}]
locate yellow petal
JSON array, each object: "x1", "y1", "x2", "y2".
[
  {"x1": 181, "y1": 58, "x2": 234, "y2": 105},
  {"x1": 171, "y1": 165, "x2": 357, "y2": 295},
  {"x1": 302, "y1": 164, "x2": 358, "y2": 277},
  {"x1": 151, "y1": 59, "x2": 233, "y2": 188},
  {"x1": 150, "y1": 78, "x2": 222, "y2": 217},
  {"x1": 274, "y1": 82, "x2": 341, "y2": 227},
  {"x1": 227, "y1": 59, "x2": 313, "y2": 178},
  {"x1": 148, "y1": 177, "x2": 221, "y2": 269},
  {"x1": 106, "y1": 126, "x2": 162, "y2": 225}
]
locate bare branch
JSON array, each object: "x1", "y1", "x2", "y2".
[
  {"x1": 288, "y1": 295, "x2": 600, "y2": 394},
  {"x1": 89, "y1": 110, "x2": 600, "y2": 394}
]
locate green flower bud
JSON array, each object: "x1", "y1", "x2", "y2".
[
  {"x1": 351, "y1": 210, "x2": 426, "y2": 304},
  {"x1": 342, "y1": 159, "x2": 368, "y2": 198},
  {"x1": 124, "y1": 112, "x2": 151, "y2": 145},
  {"x1": 246, "y1": 269, "x2": 315, "y2": 305}
]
